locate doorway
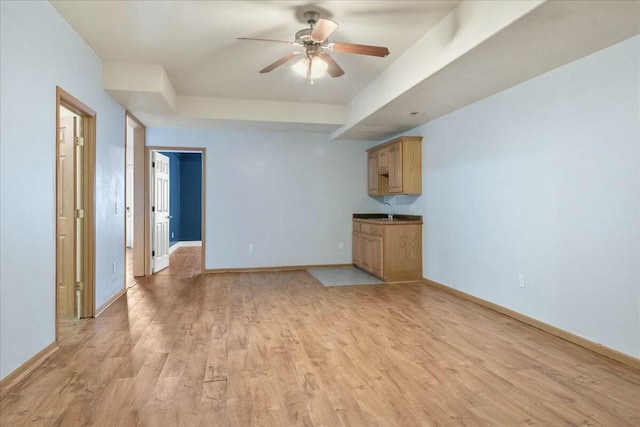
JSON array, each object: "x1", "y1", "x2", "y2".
[
  {"x1": 55, "y1": 87, "x2": 96, "y2": 336},
  {"x1": 124, "y1": 113, "x2": 145, "y2": 288},
  {"x1": 146, "y1": 147, "x2": 206, "y2": 275}
]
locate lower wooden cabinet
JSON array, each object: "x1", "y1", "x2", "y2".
[
  {"x1": 359, "y1": 233, "x2": 370, "y2": 270},
  {"x1": 355, "y1": 233, "x2": 383, "y2": 276},
  {"x1": 352, "y1": 231, "x2": 361, "y2": 266},
  {"x1": 352, "y1": 219, "x2": 422, "y2": 282},
  {"x1": 369, "y1": 235, "x2": 383, "y2": 277}
]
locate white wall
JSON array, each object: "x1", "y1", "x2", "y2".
[
  {"x1": 147, "y1": 128, "x2": 381, "y2": 269},
  {"x1": 402, "y1": 35, "x2": 639, "y2": 358},
  {"x1": 0, "y1": 1, "x2": 125, "y2": 379}
]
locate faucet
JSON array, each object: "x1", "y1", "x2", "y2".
[{"x1": 384, "y1": 202, "x2": 393, "y2": 220}]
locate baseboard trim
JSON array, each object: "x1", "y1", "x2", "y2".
[
  {"x1": 0, "y1": 341, "x2": 58, "y2": 396},
  {"x1": 170, "y1": 240, "x2": 202, "y2": 254},
  {"x1": 95, "y1": 287, "x2": 127, "y2": 317},
  {"x1": 206, "y1": 263, "x2": 353, "y2": 274},
  {"x1": 423, "y1": 278, "x2": 640, "y2": 370}
]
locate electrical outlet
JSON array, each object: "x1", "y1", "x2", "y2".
[
  {"x1": 248, "y1": 244, "x2": 254, "y2": 253},
  {"x1": 410, "y1": 203, "x2": 417, "y2": 212},
  {"x1": 112, "y1": 261, "x2": 116, "y2": 273},
  {"x1": 115, "y1": 203, "x2": 119, "y2": 214},
  {"x1": 339, "y1": 242, "x2": 344, "y2": 250},
  {"x1": 518, "y1": 274, "x2": 525, "y2": 288}
]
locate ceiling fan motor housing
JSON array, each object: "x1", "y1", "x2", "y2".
[
  {"x1": 296, "y1": 11, "x2": 329, "y2": 45},
  {"x1": 295, "y1": 28, "x2": 313, "y2": 44}
]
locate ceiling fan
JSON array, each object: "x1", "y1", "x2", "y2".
[{"x1": 238, "y1": 11, "x2": 390, "y2": 83}]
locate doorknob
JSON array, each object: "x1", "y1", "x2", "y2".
[{"x1": 166, "y1": 215, "x2": 173, "y2": 219}]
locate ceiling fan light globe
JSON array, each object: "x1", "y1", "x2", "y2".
[{"x1": 292, "y1": 57, "x2": 328, "y2": 79}]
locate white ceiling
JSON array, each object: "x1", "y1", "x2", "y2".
[{"x1": 50, "y1": 0, "x2": 640, "y2": 141}]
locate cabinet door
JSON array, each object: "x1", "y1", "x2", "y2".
[
  {"x1": 370, "y1": 235, "x2": 384, "y2": 277},
  {"x1": 388, "y1": 142, "x2": 403, "y2": 193},
  {"x1": 378, "y1": 147, "x2": 389, "y2": 174},
  {"x1": 360, "y1": 235, "x2": 371, "y2": 271},
  {"x1": 352, "y1": 231, "x2": 361, "y2": 266},
  {"x1": 368, "y1": 152, "x2": 379, "y2": 194}
]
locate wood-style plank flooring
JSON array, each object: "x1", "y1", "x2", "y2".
[
  {"x1": 125, "y1": 248, "x2": 136, "y2": 288},
  {"x1": 2, "y1": 247, "x2": 639, "y2": 426}
]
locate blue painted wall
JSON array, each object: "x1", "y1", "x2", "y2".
[
  {"x1": 160, "y1": 151, "x2": 201, "y2": 244},
  {"x1": 180, "y1": 153, "x2": 202, "y2": 241}
]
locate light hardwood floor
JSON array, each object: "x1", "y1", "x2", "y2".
[
  {"x1": 125, "y1": 247, "x2": 136, "y2": 288},
  {"x1": 2, "y1": 247, "x2": 639, "y2": 426}
]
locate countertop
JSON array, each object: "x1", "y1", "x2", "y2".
[{"x1": 353, "y1": 213, "x2": 423, "y2": 224}]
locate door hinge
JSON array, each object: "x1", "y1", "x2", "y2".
[
  {"x1": 75, "y1": 281, "x2": 84, "y2": 291},
  {"x1": 75, "y1": 208, "x2": 85, "y2": 219},
  {"x1": 152, "y1": 250, "x2": 155, "y2": 257},
  {"x1": 152, "y1": 206, "x2": 155, "y2": 212},
  {"x1": 152, "y1": 161, "x2": 155, "y2": 168},
  {"x1": 75, "y1": 136, "x2": 84, "y2": 146}
]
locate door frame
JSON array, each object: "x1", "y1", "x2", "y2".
[
  {"x1": 55, "y1": 86, "x2": 96, "y2": 337},
  {"x1": 124, "y1": 112, "x2": 146, "y2": 280},
  {"x1": 145, "y1": 146, "x2": 206, "y2": 275}
]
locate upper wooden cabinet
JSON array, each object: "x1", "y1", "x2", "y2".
[
  {"x1": 366, "y1": 136, "x2": 422, "y2": 196},
  {"x1": 367, "y1": 152, "x2": 379, "y2": 194},
  {"x1": 388, "y1": 142, "x2": 403, "y2": 192},
  {"x1": 377, "y1": 147, "x2": 389, "y2": 174}
]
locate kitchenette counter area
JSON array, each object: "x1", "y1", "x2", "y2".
[
  {"x1": 353, "y1": 213, "x2": 422, "y2": 223},
  {"x1": 352, "y1": 214, "x2": 422, "y2": 282}
]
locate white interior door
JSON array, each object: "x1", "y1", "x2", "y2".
[{"x1": 152, "y1": 152, "x2": 170, "y2": 273}]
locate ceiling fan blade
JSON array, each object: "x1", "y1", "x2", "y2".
[
  {"x1": 259, "y1": 52, "x2": 301, "y2": 73},
  {"x1": 320, "y1": 53, "x2": 345, "y2": 78},
  {"x1": 310, "y1": 18, "x2": 338, "y2": 42},
  {"x1": 238, "y1": 37, "x2": 297, "y2": 45},
  {"x1": 330, "y1": 42, "x2": 390, "y2": 57}
]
